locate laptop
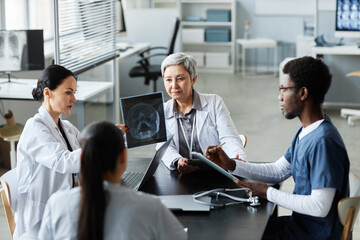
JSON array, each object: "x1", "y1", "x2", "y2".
[{"x1": 121, "y1": 139, "x2": 170, "y2": 191}]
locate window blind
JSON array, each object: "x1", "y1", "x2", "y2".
[{"x1": 54, "y1": 0, "x2": 117, "y2": 75}]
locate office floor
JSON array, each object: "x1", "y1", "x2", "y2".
[{"x1": 0, "y1": 71, "x2": 359, "y2": 239}]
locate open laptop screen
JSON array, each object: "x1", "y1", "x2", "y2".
[{"x1": 120, "y1": 92, "x2": 167, "y2": 148}]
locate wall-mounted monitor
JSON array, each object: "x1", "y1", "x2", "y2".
[
  {"x1": 0, "y1": 29, "x2": 45, "y2": 72},
  {"x1": 116, "y1": 0, "x2": 127, "y2": 37},
  {"x1": 335, "y1": 0, "x2": 360, "y2": 39}
]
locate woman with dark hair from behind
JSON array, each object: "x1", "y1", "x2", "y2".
[
  {"x1": 14, "y1": 64, "x2": 81, "y2": 239},
  {"x1": 38, "y1": 121, "x2": 187, "y2": 240}
]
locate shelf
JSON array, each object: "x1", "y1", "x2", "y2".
[
  {"x1": 183, "y1": 42, "x2": 232, "y2": 47},
  {"x1": 182, "y1": 21, "x2": 233, "y2": 27},
  {"x1": 180, "y1": 0, "x2": 236, "y2": 73}
]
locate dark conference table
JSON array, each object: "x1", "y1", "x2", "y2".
[
  {"x1": 19, "y1": 158, "x2": 277, "y2": 240},
  {"x1": 129, "y1": 158, "x2": 278, "y2": 240}
]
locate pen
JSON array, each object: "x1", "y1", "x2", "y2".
[{"x1": 216, "y1": 142, "x2": 226, "y2": 148}]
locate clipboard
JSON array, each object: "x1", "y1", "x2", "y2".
[{"x1": 191, "y1": 152, "x2": 238, "y2": 181}]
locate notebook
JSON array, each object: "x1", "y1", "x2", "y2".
[
  {"x1": 191, "y1": 152, "x2": 239, "y2": 181},
  {"x1": 121, "y1": 139, "x2": 170, "y2": 191}
]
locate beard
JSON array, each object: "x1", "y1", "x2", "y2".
[
  {"x1": 283, "y1": 96, "x2": 303, "y2": 119},
  {"x1": 284, "y1": 105, "x2": 303, "y2": 119},
  {"x1": 284, "y1": 111, "x2": 298, "y2": 119}
]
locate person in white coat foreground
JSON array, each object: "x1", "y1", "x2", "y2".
[
  {"x1": 38, "y1": 121, "x2": 187, "y2": 240},
  {"x1": 157, "y1": 52, "x2": 246, "y2": 173},
  {"x1": 14, "y1": 65, "x2": 81, "y2": 238}
]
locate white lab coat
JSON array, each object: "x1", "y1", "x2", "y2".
[
  {"x1": 14, "y1": 106, "x2": 81, "y2": 239},
  {"x1": 38, "y1": 182, "x2": 187, "y2": 240},
  {"x1": 158, "y1": 91, "x2": 247, "y2": 170}
]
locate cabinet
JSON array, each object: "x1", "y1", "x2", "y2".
[{"x1": 179, "y1": 0, "x2": 236, "y2": 72}]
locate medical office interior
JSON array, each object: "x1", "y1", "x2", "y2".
[{"x1": 0, "y1": 0, "x2": 360, "y2": 239}]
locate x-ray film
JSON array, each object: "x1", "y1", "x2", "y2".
[
  {"x1": 120, "y1": 92, "x2": 167, "y2": 148},
  {"x1": 0, "y1": 30, "x2": 44, "y2": 72},
  {"x1": 0, "y1": 31, "x2": 27, "y2": 71}
]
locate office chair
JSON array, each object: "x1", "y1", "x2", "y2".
[
  {"x1": 129, "y1": 17, "x2": 180, "y2": 92},
  {"x1": 338, "y1": 195, "x2": 360, "y2": 240},
  {"x1": 1, "y1": 168, "x2": 18, "y2": 238}
]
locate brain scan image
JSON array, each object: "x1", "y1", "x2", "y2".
[{"x1": 127, "y1": 103, "x2": 160, "y2": 140}]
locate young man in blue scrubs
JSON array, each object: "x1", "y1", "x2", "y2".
[{"x1": 206, "y1": 56, "x2": 350, "y2": 240}]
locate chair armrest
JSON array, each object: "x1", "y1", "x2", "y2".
[
  {"x1": 138, "y1": 46, "x2": 167, "y2": 58},
  {"x1": 137, "y1": 53, "x2": 168, "y2": 64},
  {"x1": 148, "y1": 46, "x2": 167, "y2": 51}
]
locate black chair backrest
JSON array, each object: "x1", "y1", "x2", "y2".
[{"x1": 166, "y1": 17, "x2": 180, "y2": 56}]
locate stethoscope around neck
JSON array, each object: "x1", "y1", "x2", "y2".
[
  {"x1": 193, "y1": 188, "x2": 261, "y2": 208},
  {"x1": 178, "y1": 114, "x2": 196, "y2": 159}
]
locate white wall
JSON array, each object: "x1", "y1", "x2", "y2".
[{"x1": 3, "y1": 1, "x2": 360, "y2": 128}]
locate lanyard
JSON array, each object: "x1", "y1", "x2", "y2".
[{"x1": 178, "y1": 114, "x2": 196, "y2": 159}]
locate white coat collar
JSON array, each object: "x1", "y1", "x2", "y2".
[
  {"x1": 38, "y1": 105, "x2": 59, "y2": 130},
  {"x1": 164, "y1": 91, "x2": 210, "y2": 152},
  {"x1": 38, "y1": 106, "x2": 71, "y2": 136},
  {"x1": 165, "y1": 90, "x2": 208, "y2": 119},
  {"x1": 194, "y1": 92, "x2": 209, "y2": 138}
]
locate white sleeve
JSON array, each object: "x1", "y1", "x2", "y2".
[
  {"x1": 213, "y1": 95, "x2": 247, "y2": 161},
  {"x1": 230, "y1": 156, "x2": 292, "y2": 183},
  {"x1": 19, "y1": 121, "x2": 81, "y2": 174},
  {"x1": 267, "y1": 187, "x2": 336, "y2": 217},
  {"x1": 156, "y1": 140, "x2": 182, "y2": 170}
]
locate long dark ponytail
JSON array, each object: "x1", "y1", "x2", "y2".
[{"x1": 77, "y1": 121, "x2": 125, "y2": 240}]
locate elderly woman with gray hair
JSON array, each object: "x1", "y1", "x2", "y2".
[{"x1": 157, "y1": 52, "x2": 246, "y2": 174}]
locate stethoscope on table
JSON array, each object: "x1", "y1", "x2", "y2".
[
  {"x1": 179, "y1": 114, "x2": 261, "y2": 208},
  {"x1": 193, "y1": 187, "x2": 261, "y2": 208}
]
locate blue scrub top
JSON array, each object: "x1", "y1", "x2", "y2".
[{"x1": 284, "y1": 114, "x2": 349, "y2": 239}]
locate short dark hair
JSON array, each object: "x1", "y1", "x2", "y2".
[
  {"x1": 283, "y1": 56, "x2": 332, "y2": 104},
  {"x1": 32, "y1": 64, "x2": 75, "y2": 102}
]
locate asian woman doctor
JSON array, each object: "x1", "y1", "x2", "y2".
[
  {"x1": 14, "y1": 65, "x2": 81, "y2": 239},
  {"x1": 158, "y1": 52, "x2": 247, "y2": 174}
]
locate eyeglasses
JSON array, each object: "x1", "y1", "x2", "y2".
[{"x1": 278, "y1": 86, "x2": 297, "y2": 95}]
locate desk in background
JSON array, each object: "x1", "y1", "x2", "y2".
[
  {"x1": 312, "y1": 45, "x2": 360, "y2": 57},
  {"x1": 130, "y1": 159, "x2": 277, "y2": 240},
  {"x1": 237, "y1": 38, "x2": 277, "y2": 77},
  {"x1": 116, "y1": 42, "x2": 150, "y2": 61},
  {"x1": 312, "y1": 45, "x2": 360, "y2": 125},
  {"x1": 0, "y1": 79, "x2": 113, "y2": 130},
  {"x1": 43, "y1": 41, "x2": 150, "y2": 125}
]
